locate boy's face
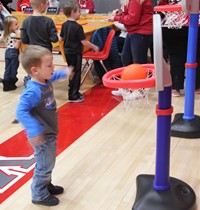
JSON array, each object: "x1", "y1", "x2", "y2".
[
  {"x1": 71, "y1": 8, "x2": 81, "y2": 20},
  {"x1": 32, "y1": 55, "x2": 54, "y2": 83}
]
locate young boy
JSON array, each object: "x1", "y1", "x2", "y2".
[
  {"x1": 16, "y1": 45, "x2": 72, "y2": 206},
  {"x1": 21, "y1": 0, "x2": 58, "y2": 86},
  {"x1": 59, "y1": 1, "x2": 99, "y2": 103},
  {"x1": 20, "y1": 0, "x2": 58, "y2": 52}
]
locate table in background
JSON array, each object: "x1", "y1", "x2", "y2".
[{"x1": 13, "y1": 12, "x2": 114, "y2": 57}]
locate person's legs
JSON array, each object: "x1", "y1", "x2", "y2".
[
  {"x1": 130, "y1": 34, "x2": 152, "y2": 64},
  {"x1": 163, "y1": 28, "x2": 188, "y2": 93},
  {"x1": 3, "y1": 49, "x2": 11, "y2": 81},
  {"x1": 121, "y1": 35, "x2": 133, "y2": 66},
  {"x1": 66, "y1": 54, "x2": 84, "y2": 102},
  {"x1": 3, "y1": 49, "x2": 12, "y2": 91},
  {"x1": 10, "y1": 48, "x2": 19, "y2": 88},
  {"x1": 31, "y1": 136, "x2": 56, "y2": 202}
]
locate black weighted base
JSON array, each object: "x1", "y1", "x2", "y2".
[
  {"x1": 132, "y1": 174, "x2": 196, "y2": 210},
  {"x1": 171, "y1": 113, "x2": 200, "y2": 138}
]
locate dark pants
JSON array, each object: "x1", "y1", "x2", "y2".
[
  {"x1": 65, "y1": 53, "x2": 82, "y2": 99},
  {"x1": 4, "y1": 48, "x2": 19, "y2": 82},
  {"x1": 163, "y1": 27, "x2": 200, "y2": 90},
  {"x1": 121, "y1": 33, "x2": 153, "y2": 66}
]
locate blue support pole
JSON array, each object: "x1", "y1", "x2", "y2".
[
  {"x1": 171, "y1": 13, "x2": 200, "y2": 138},
  {"x1": 153, "y1": 86, "x2": 171, "y2": 191},
  {"x1": 183, "y1": 14, "x2": 199, "y2": 120}
]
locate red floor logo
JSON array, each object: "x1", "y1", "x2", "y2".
[{"x1": 0, "y1": 155, "x2": 35, "y2": 194}]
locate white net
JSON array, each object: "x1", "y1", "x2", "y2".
[
  {"x1": 111, "y1": 67, "x2": 153, "y2": 111},
  {"x1": 160, "y1": 11, "x2": 189, "y2": 29},
  {"x1": 119, "y1": 88, "x2": 150, "y2": 111}
]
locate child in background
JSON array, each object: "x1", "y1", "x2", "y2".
[
  {"x1": 0, "y1": 16, "x2": 20, "y2": 91},
  {"x1": 20, "y1": 0, "x2": 58, "y2": 52},
  {"x1": 59, "y1": 2, "x2": 99, "y2": 103},
  {"x1": 20, "y1": 0, "x2": 58, "y2": 86},
  {"x1": 16, "y1": 45, "x2": 73, "y2": 206}
]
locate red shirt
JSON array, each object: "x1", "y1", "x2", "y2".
[
  {"x1": 16, "y1": 0, "x2": 31, "y2": 11},
  {"x1": 114, "y1": 0, "x2": 153, "y2": 35},
  {"x1": 77, "y1": 0, "x2": 95, "y2": 13}
]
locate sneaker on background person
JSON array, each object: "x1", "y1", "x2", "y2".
[
  {"x1": 124, "y1": 90, "x2": 145, "y2": 101},
  {"x1": 172, "y1": 89, "x2": 181, "y2": 97},
  {"x1": 111, "y1": 89, "x2": 122, "y2": 96},
  {"x1": 68, "y1": 96, "x2": 84, "y2": 103}
]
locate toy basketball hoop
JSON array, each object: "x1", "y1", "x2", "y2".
[
  {"x1": 154, "y1": 4, "x2": 189, "y2": 29},
  {"x1": 102, "y1": 64, "x2": 155, "y2": 111}
]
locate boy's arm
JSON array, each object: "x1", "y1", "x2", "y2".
[
  {"x1": 49, "y1": 20, "x2": 59, "y2": 43},
  {"x1": 16, "y1": 87, "x2": 45, "y2": 140},
  {"x1": 81, "y1": 39, "x2": 99, "y2": 52},
  {"x1": 50, "y1": 66, "x2": 73, "y2": 82},
  {"x1": 20, "y1": 22, "x2": 29, "y2": 44}
]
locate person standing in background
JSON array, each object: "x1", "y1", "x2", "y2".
[
  {"x1": 16, "y1": 0, "x2": 31, "y2": 11},
  {"x1": 48, "y1": 0, "x2": 60, "y2": 13},
  {"x1": 59, "y1": 2, "x2": 99, "y2": 102},
  {"x1": 76, "y1": 0, "x2": 95, "y2": 13},
  {"x1": 20, "y1": 0, "x2": 58, "y2": 86},
  {"x1": 0, "y1": 16, "x2": 21, "y2": 91},
  {"x1": 0, "y1": 0, "x2": 13, "y2": 12},
  {"x1": 108, "y1": 0, "x2": 153, "y2": 66},
  {"x1": 0, "y1": 1, "x2": 10, "y2": 34},
  {"x1": 158, "y1": 0, "x2": 200, "y2": 96},
  {"x1": 108, "y1": 0, "x2": 153, "y2": 97}
]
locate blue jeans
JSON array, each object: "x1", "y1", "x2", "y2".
[
  {"x1": 121, "y1": 33, "x2": 153, "y2": 66},
  {"x1": 31, "y1": 136, "x2": 57, "y2": 201},
  {"x1": 4, "y1": 48, "x2": 19, "y2": 81}
]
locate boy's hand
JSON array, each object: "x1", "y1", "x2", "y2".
[{"x1": 93, "y1": 45, "x2": 99, "y2": 52}]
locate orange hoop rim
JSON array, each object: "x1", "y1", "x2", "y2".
[
  {"x1": 102, "y1": 64, "x2": 155, "y2": 89},
  {"x1": 154, "y1": 4, "x2": 182, "y2": 12}
]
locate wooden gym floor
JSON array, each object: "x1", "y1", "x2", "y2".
[{"x1": 0, "y1": 47, "x2": 200, "y2": 210}]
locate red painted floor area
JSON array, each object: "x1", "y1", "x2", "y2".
[{"x1": 0, "y1": 84, "x2": 122, "y2": 204}]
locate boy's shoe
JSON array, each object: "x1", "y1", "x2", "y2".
[
  {"x1": 78, "y1": 92, "x2": 84, "y2": 99},
  {"x1": 172, "y1": 90, "x2": 181, "y2": 97},
  {"x1": 111, "y1": 90, "x2": 122, "y2": 96},
  {"x1": 32, "y1": 195, "x2": 59, "y2": 206},
  {"x1": 48, "y1": 183, "x2": 64, "y2": 195},
  {"x1": 68, "y1": 97, "x2": 84, "y2": 103}
]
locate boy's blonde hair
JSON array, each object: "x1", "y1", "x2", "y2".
[
  {"x1": 63, "y1": 2, "x2": 80, "y2": 17},
  {"x1": 20, "y1": 45, "x2": 52, "y2": 75},
  {"x1": 30, "y1": 0, "x2": 47, "y2": 9},
  {"x1": 3, "y1": 16, "x2": 18, "y2": 40}
]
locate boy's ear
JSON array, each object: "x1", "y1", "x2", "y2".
[{"x1": 31, "y1": 66, "x2": 38, "y2": 75}]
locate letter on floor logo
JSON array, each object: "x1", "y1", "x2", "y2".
[{"x1": 0, "y1": 155, "x2": 35, "y2": 193}]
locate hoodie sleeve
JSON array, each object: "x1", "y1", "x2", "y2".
[{"x1": 16, "y1": 86, "x2": 45, "y2": 138}]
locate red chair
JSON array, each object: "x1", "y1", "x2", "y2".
[{"x1": 81, "y1": 29, "x2": 116, "y2": 85}]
